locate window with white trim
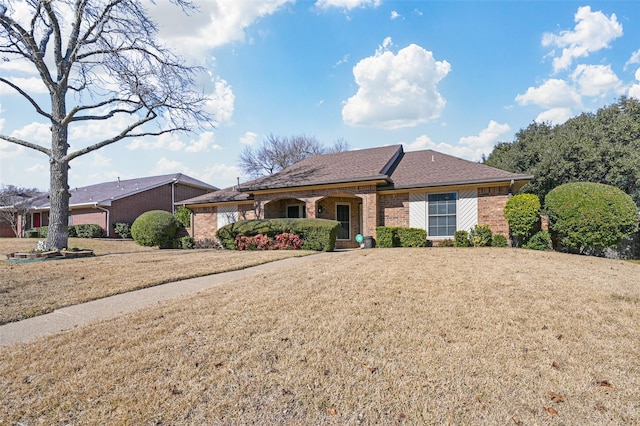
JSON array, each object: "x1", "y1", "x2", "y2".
[
  {"x1": 336, "y1": 204, "x2": 350, "y2": 240},
  {"x1": 428, "y1": 193, "x2": 457, "y2": 237}
]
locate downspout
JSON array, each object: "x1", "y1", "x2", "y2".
[
  {"x1": 93, "y1": 204, "x2": 110, "y2": 237},
  {"x1": 171, "y1": 178, "x2": 178, "y2": 214}
]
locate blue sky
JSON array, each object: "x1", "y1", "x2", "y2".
[{"x1": 2, "y1": 1, "x2": 640, "y2": 190}]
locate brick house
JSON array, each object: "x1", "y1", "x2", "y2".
[
  {"x1": 9, "y1": 174, "x2": 217, "y2": 238},
  {"x1": 180, "y1": 145, "x2": 532, "y2": 249}
]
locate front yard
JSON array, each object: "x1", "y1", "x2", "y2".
[
  {"x1": 1, "y1": 247, "x2": 638, "y2": 424},
  {"x1": 0, "y1": 238, "x2": 312, "y2": 324}
]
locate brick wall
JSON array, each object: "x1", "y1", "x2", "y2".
[
  {"x1": 477, "y1": 186, "x2": 510, "y2": 237},
  {"x1": 190, "y1": 204, "x2": 256, "y2": 241},
  {"x1": 378, "y1": 193, "x2": 409, "y2": 227}
]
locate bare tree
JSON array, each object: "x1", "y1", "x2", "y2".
[
  {"x1": 239, "y1": 134, "x2": 349, "y2": 178},
  {"x1": 0, "y1": 185, "x2": 43, "y2": 237},
  {"x1": 0, "y1": 0, "x2": 213, "y2": 249}
]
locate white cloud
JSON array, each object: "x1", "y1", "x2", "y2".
[
  {"x1": 458, "y1": 120, "x2": 511, "y2": 158},
  {"x1": 342, "y1": 39, "x2": 451, "y2": 129},
  {"x1": 629, "y1": 68, "x2": 640, "y2": 100},
  {"x1": 534, "y1": 108, "x2": 573, "y2": 125},
  {"x1": 624, "y1": 49, "x2": 640, "y2": 70},
  {"x1": 11, "y1": 122, "x2": 51, "y2": 144},
  {"x1": 150, "y1": 1, "x2": 295, "y2": 57},
  {"x1": 542, "y1": 6, "x2": 623, "y2": 72},
  {"x1": 0, "y1": 77, "x2": 48, "y2": 96},
  {"x1": 403, "y1": 121, "x2": 510, "y2": 162},
  {"x1": 515, "y1": 79, "x2": 582, "y2": 109},
  {"x1": 315, "y1": 0, "x2": 381, "y2": 11},
  {"x1": 240, "y1": 131, "x2": 258, "y2": 145},
  {"x1": 206, "y1": 77, "x2": 235, "y2": 125},
  {"x1": 126, "y1": 131, "x2": 221, "y2": 153},
  {"x1": 185, "y1": 132, "x2": 222, "y2": 153},
  {"x1": 390, "y1": 11, "x2": 402, "y2": 20},
  {"x1": 570, "y1": 64, "x2": 622, "y2": 97},
  {"x1": 199, "y1": 163, "x2": 247, "y2": 189},
  {"x1": 151, "y1": 157, "x2": 192, "y2": 176},
  {"x1": 334, "y1": 54, "x2": 350, "y2": 68}
]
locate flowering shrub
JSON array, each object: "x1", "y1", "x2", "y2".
[
  {"x1": 235, "y1": 233, "x2": 303, "y2": 250},
  {"x1": 274, "y1": 233, "x2": 303, "y2": 250}
]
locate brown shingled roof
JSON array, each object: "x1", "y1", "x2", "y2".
[
  {"x1": 239, "y1": 145, "x2": 402, "y2": 191},
  {"x1": 179, "y1": 186, "x2": 252, "y2": 205},
  {"x1": 386, "y1": 150, "x2": 532, "y2": 189}
]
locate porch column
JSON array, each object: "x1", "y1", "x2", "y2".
[{"x1": 360, "y1": 192, "x2": 378, "y2": 238}]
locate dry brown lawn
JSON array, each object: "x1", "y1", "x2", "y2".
[
  {"x1": 0, "y1": 238, "x2": 311, "y2": 325},
  {"x1": 1, "y1": 248, "x2": 639, "y2": 425}
]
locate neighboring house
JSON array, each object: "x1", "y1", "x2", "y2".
[
  {"x1": 179, "y1": 145, "x2": 533, "y2": 249},
  {"x1": 10, "y1": 174, "x2": 217, "y2": 238}
]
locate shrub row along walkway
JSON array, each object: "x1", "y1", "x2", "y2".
[{"x1": 0, "y1": 252, "x2": 340, "y2": 347}]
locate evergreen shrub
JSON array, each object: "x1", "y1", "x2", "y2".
[
  {"x1": 504, "y1": 193, "x2": 541, "y2": 246},
  {"x1": 545, "y1": 182, "x2": 639, "y2": 251},
  {"x1": 131, "y1": 210, "x2": 179, "y2": 248}
]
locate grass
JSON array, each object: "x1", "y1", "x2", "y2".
[
  {"x1": 1, "y1": 247, "x2": 639, "y2": 424},
  {"x1": 0, "y1": 238, "x2": 312, "y2": 325}
]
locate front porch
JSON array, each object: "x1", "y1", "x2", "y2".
[{"x1": 261, "y1": 190, "x2": 377, "y2": 249}]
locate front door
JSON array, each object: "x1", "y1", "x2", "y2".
[
  {"x1": 33, "y1": 213, "x2": 41, "y2": 228},
  {"x1": 336, "y1": 204, "x2": 350, "y2": 240}
]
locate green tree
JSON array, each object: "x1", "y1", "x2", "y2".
[
  {"x1": 544, "y1": 182, "x2": 639, "y2": 252},
  {"x1": 0, "y1": 0, "x2": 211, "y2": 250},
  {"x1": 485, "y1": 97, "x2": 640, "y2": 206}
]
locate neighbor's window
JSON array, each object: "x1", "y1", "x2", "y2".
[
  {"x1": 336, "y1": 204, "x2": 350, "y2": 240},
  {"x1": 428, "y1": 193, "x2": 457, "y2": 237}
]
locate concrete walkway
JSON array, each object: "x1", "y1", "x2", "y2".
[{"x1": 0, "y1": 252, "x2": 338, "y2": 348}]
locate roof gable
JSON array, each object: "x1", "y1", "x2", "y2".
[{"x1": 240, "y1": 145, "x2": 402, "y2": 191}]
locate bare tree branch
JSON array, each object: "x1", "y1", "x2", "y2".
[{"x1": 0, "y1": 133, "x2": 51, "y2": 156}]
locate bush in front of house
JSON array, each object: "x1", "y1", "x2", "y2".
[
  {"x1": 234, "y1": 233, "x2": 304, "y2": 251},
  {"x1": 68, "y1": 225, "x2": 77, "y2": 237},
  {"x1": 522, "y1": 230, "x2": 553, "y2": 251},
  {"x1": 217, "y1": 219, "x2": 339, "y2": 251},
  {"x1": 174, "y1": 206, "x2": 191, "y2": 228},
  {"x1": 114, "y1": 222, "x2": 132, "y2": 239},
  {"x1": 454, "y1": 230, "x2": 470, "y2": 247},
  {"x1": 74, "y1": 224, "x2": 105, "y2": 238},
  {"x1": 503, "y1": 193, "x2": 541, "y2": 247},
  {"x1": 545, "y1": 182, "x2": 639, "y2": 252},
  {"x1": 468, "y1": 224, "x2": 493, "y2": 247},
  {"x1": 376, "y1": 226, "x2": 428, "y2": 248},
  {"x1": 491, "y1": 234, "x2": 508, "y2": 247},
  {"x1": 131, "y1": 210, "x2": 179, "y2": 248}
]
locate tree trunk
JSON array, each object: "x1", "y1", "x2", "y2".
[
  {"x1": 45, "y1": 91, "x2": 70, "y2": 250},
  {"x1": 46, "y1": 159, "x2": 70, "y2": 249}
]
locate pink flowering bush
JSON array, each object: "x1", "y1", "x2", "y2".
[{"x1": 234, "y1": 233, "x2": 303, "y2": 250}]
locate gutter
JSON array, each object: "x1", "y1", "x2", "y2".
[{"x1": 93, "y1": 204, "x2": 110, "y2": 237}]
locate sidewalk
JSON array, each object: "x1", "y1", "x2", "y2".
[{"x1": 0, "y1": 252, "x2": 338, "y2": 348}]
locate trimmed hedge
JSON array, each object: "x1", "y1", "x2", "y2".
[
  {"x1": 216, "y1": 219, "x2": 340, "y2": 252},
  {"x1": 545, "y1": 182, "x2": 639, "y2": 251},
  {"x1": 375, "y1": 226, "x2": 427, "y2": 248},
  {"x1": 504, "y1": 193, "x2": 541, "y2": 246},
  {"x1": 131, "y1": 210, "x2": 179, "y2": 248},
  {"x1": 74, "y1": 223, "x2": 104, "y2": 238}
]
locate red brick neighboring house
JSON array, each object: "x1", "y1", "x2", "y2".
[
  {"x1": 179, "y1": 145, "x2": 533, "y2": 249},
  {"x1": 9, "y1": 174, "x2": 217, "y2": 238}
]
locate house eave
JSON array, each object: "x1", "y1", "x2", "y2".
[
  {"x1": 240, "y1": 176, "x2": 390, "y2": 194},
  {"x1": 378, "y1": 175, "x2": 533, "y2": 192}
]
